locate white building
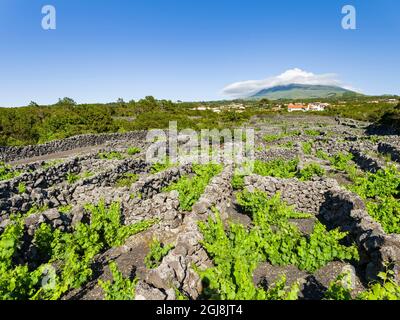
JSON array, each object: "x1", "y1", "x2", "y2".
[{"x1": 308, "y1": 103, "x2": 329, "y2": 111}]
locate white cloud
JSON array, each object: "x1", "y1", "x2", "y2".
[{"x1": 221, "y1": 68, "x2": 350, "y2": 98}]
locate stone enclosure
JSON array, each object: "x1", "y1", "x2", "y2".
[{"x1": 1, "y1": 114, "x2": 400, "y2": 300}]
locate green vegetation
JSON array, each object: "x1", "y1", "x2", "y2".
[
  {"x1": 252, "y1": 159, "x2": 325, "y2": 181},
  {"x1": 297, "y1": 163, "x2": 325, "y2": 181},
  {"x1": 329, "y1": 152, "x2": 354, "y2": 172},
  {"x1": 0, "y1": 97, "x2": 268, "y2": 147},
  {"x1": 305, "y1": 129, "x2": 321, "y2": 136},
  {"x1": 66, "y1": 171, "x2": 93, "y2": 184},
  {"x1": 42, "y1": 160, "x2": 63, "y2": 169},
  {"x1": 324, "y1": 151, "x2": 400, "y2": 234},
  {"x1": 198, "y1": 191, "x2": 358, "y2": 300},
  {"x1": 349, "y1": 166, "x2": 400, "y2": 234},
  {"x1": 324, "y1": 271, "x2": 353, "y2": 300},
  {"x1": 280, "y1": 141, "x2": 294, "y2": 149},
  {"x1": 375, "y1": 103, "x2": 400, "y2": 133},
  {"x1": 0, "y1": 201, "x2": 156, "y2": 300},
  {"x1": 199, "y1": 208, "x2": 300, "y2": 300},
  {"x1": 144, "y1": 238, "x2": 174, "y2": 269},
  {"x1": 0, "y1": 162, "x2": 21, "y2": 181},
  {"x1": 150, "y1": 158, "x2": 174, "y2": 174},
  {"x1": 66, "y1": 172, "x2": 80, "y2": 184},
  {"x1": 325, "y1": 270, "x2": 400, "y2": 300},
  {"x1": 324, "y1": 99, "x2": 396, "y2": 122},
  {"x1": 350, "y1": 165, "x2": 399, "y2": 199},
  {"x1": 17, "y1": 182, "x2": 26, "y2": 194},
  {"x1": 318, "y1": 152, "x2": 400, "y2": 234},
  {"x1": 98, "y1": 151, "x2": 124, "y2": 160},
  {"x1": 0, "y1": 96, "x2": 397, "y2": 147},
  {"x1": 357, "y1": 270, "x2": 400, "y2": 300},
  {"x1": 231, "y1": 173, "x2": 245, "y2": 190},
  {"x1": 25, "y1": 205, "x2": 49, "y2": 217},
  {"x1": 58, "y1": 205, "x2": 72, "y2": 214},
  {"x1": 127, "y1": 147, "x2": 141, "y2": 156},
  {"x1": 263, "y1": 134, "x2": 282, "y2": 143},
  {"x1": 82, "y1": 171, "x2": 94, "y2": 179},
  {"x1": 316, "y1": 150, "x2": 330, "y2": 160},
  {"x1": 115, "y1": 173, "x2": 139, "y2": 188},
  {"x1": 302, "y1": 141, "x2": 313, "y2": 155},
  {"x1": 174, "y1": 288, "x2": 189, "y2": 300},
  {"x1": 164, "y1": 163, "x2": 222, "y2": 211},
  {"x1": 253, "y1": 159, "x2": 298, "y2": 178},
  {"x1": 98, "y1": 261, "x2": 138, "y2": 300},
  {"x1": 263, "y1": 130, "x2": 300, "y2": 144}
]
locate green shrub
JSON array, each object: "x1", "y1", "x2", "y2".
[
  {"x1": 302, "y1": 142, "x2": 313, "y2": 155},
  {"x1": 305, "y1": 130, "x2": 321, "y2": 136},
  {"x1": 164, "y1": 164, "x2": 222, "y2": 211},
  {"x1": 350, "y1": 166, "x2": 399, "y2": 199},
  {"x1": 236, "y1": 190, "x2": 312, "y2": 224},
  {"x1": 144, "y1": 238, "x2": 174, "y2": 269},
  {"x1": 297, "y1": 163, "x2": 326, "y2": 181},
  {"x1": 150, "y1": 158, "x2": 173, "y2": 174},
  {"x1": 0, "y1": 201, "x2": 157, "y2": 300},
  {"x1": 82, "y1": 171, "x2": 93, "y2": 179},
  {"x1": 98, "y1": 261, "x2": 138, "y2": 300},
  {"x1": 127, "y1": 147, "x2": 141, "y2": 156},
  {"x1": 325, "y1": 269, "x2": 400, "y2": 300},
  {"x1": 281, "y1": 141, "x2": 294, "y2": 149},
  {"x1": 115, "y1": 173, "x2": 138, "y2": 188},
  {"x1": 0, "y1": 162, "x2": 21, "y2": 181},
  {"x1": 316, "y1": 150, "x2": 330, "y2": 160},
  {"x1": 324, "y1": 272, "x2": 353, "y2": 300},
  {"x1": 329, "y1": 152, "x2": 354, "y2": 171},
  {"x1": 17, "y1": 183, "x2": 26, "y2": 194},
  {"x1": 253, "y1": 159, "x2": 298, "y2": 178},
  {"x1": 199, "y1": 209, "x2": 300, "y2": 300},
  {"x1": 263, "y1": 134, "x2": 281, "y2": 143},
  {"x1": 66, "y1": 172, "x2": 80, "y2": 184},
  {"x1": 42, "y1": 160, "x2": 63, "y2": 169},
  {"x1": 231, "y1": 174, "x2": 245, "y2": 190},
  {"x1": 58, "y1": 205, "x2": 72, "y2": 214},
  {"x1": 197, "y1": 191, "x2": 359, "y2": 299},
  {"x1": 98, "y1": 151, "x2": 124, "y2": 160},
  {"x1": 366, "y1": 197, "x2": 400, "y2": 234},
  {"x1": 357, "y1": 270, "x2": 400, "y2": 300}
]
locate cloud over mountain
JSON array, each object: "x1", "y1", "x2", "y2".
[{"x1": 221, "y1": 68, "x2": 346, "y2": 98}]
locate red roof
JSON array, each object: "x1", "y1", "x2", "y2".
[{"x1": 288, "y1": 104, "x2": 306, "y2": 109}]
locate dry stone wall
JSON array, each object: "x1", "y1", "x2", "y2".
[
  {"x1": 0, "y1": 131, "x2": 148, "y2": 163},
  {"x1": 244, "y1": 174, "x2": 400, "y2": 283}
]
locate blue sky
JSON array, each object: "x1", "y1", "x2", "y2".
[{"x1": 0, "y1": 0, "x2": 399, "y2": 106}]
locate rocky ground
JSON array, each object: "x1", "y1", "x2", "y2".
[{"x1": 1, "y1": 114, "x2": 400, "y2": 300}]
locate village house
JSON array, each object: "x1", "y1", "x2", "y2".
[
  {"x1": 308, "y1": 102, "x2": 329, "y2": 111},
  {"x1": 287, "y1": 102, "x2": 329, "y2": 112},
  {"x1": 287, "y1": 103, "x2": 308, "y2": 112}
]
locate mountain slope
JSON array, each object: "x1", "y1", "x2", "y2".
[{"x1": 250, "y1": 84, "x2": 361, "y2": 100}]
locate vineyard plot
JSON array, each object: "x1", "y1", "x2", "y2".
[{"x1": 1, "y1": 116, "x2": 400, "y2": 300}]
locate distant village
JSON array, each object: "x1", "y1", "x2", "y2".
[
  {"x1": 190, "y1": 102, "x2": 330, "y2": 113},
  {"x1": 188, "y1": 97, "x2": 398, "y2": 114},
  {"x1": 287, "y1": 102, "x2": 330, "y2": 112}
]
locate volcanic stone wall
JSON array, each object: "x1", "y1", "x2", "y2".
[
  {"x1": 349, "y1": 148, "x2": 385, "y2": 173},
  {"x1": 243, "y1": 174, "x2": 400, "y2": 282},
  {"x1": 0, "y1": 131, "x2": 148, "y2": 163},
  {"x1": 136, "y1": 166, "x2": 234, "y2": 300},
  {"x1": 378, "y1": 142, "x2": 400, "y2": 163},
  {"x1": 0, "y1": 157, "x2": 85, "y2": 218}
]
